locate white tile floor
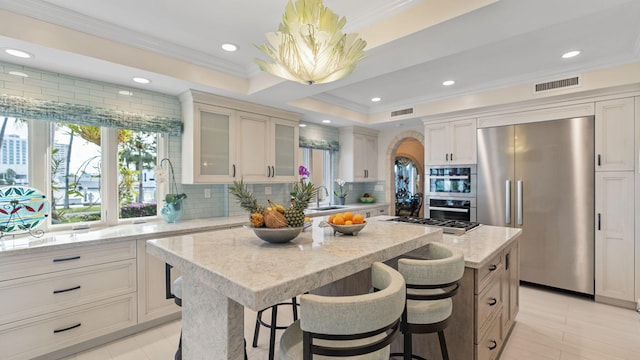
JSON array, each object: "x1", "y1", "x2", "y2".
[{"x1": 62, "y1": 285, "x2": 640, "y2": 360}]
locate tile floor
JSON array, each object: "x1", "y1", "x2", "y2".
[{"x1": 62, "y1": 285, "x2": 640, "y2": 360}]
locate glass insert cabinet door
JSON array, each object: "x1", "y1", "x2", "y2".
[
  {"x1": 273, "y1": 120, "x2": 297, "y2": 179},
  {"x1": 192, "y1": 104, "x2": 237, "y2": 183}
]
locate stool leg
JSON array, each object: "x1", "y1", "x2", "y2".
[
  {"x1": 175, "y1": 330, "x2": 182, "y2": 360},
  {"x1": 404, "y1": 331, "x2": 412, "y2": 360},
  {"x1": 437, "y1": 330, "x2": 449, "y2": 360},
  {"x1": 292, "y1": 297, "x2": 298, "y2": 321},
  {"x1": 252, "y1": 309, "x2": 264, "y2": 347},
  {"x1": 268, "y1": 306, "x2": 278, "y2": 360}
]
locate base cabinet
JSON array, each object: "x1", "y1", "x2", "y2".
[{"x1": 137, "y1": 239, "x2": 181, "y2": 323}]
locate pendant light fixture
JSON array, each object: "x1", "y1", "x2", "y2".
[{"x1": 255, "y1": 0, "x2": 367, "y2": 85}]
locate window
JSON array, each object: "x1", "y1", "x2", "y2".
[
  {"x1": 300, "y1": 147, "x2": 336, "y2": 203},
  {"x1": 2, "y1": 118, "x2": 165, "y2": 230}
]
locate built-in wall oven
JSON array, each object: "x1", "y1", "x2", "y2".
[{"x1": 426, "y1": 165, "x2": 476, "y2": 222}]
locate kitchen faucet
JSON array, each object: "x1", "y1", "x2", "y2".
[{"x1": 317, "y1": 185, "x2": 329, "y2": 208}]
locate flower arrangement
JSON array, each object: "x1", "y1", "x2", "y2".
[
  {"x1": 154, "y1": 158, "x2": 187, "y2": 206},
  {"x1": 334, "y1": 178, "x2": 348, "y2": 198}
]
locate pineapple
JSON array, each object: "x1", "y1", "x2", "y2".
[
  {"x1": 229, "y1": 179, "x2": 266, "y2": 215},
  {"x1": 286, "y1": 181, "x2": 317, "y2": 227}
]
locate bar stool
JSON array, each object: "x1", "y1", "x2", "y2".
[
  {"x1": 279, "y1": 262, "x2": 406, "y2": 360},
  {"x1": 166, "y1": 266, "x2": 248, "y2": 360},
  {"x1": 390, "y1": 243, "x2": 465, "y2": 360},
  {"x1": 252, "y1": 298, "x2": 299, "y2": 360}
]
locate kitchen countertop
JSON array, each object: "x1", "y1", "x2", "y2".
[
  {"x1": 376, "y1": 215, "x2": 522, "y2": 269},
  {"x1": 0, "y1": 203, "x2": 389, "y2": 256}
]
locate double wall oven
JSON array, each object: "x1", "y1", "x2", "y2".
[{"x1": 426, "y1": 165, "x2": 476, "y2": 222}]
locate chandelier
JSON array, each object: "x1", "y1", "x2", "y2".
[{"x1": 255, "y1": 0, "x2": 367, "y2": 85}]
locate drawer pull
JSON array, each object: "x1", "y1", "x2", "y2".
[
  {"x1": 488, "y1": 297, "x2": 498, "y2": 306},
  {"x1": 488, "y1": 340, "x2": 497, "y2": 350},
  {"x1": 53, "y1": 256, "x2": 81, "y2": 263},
  {"x1": 488, "y1": 264, "x2": 497, "y2": 271},
  {"x1": 53, "y1": 285, "x2": 81, "y2": 294},
  {"x1": 53, "y1": 323, "x2": 81, "y2": 333}
]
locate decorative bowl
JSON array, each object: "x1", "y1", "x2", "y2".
[
  {"x1": 359, "y1": 196, "x2": 376, "y2": 203},
  {"x1": 245, "y1": 225, "x2": 303, "y2": 243},
  {"x1": 322, "y1": 221, "x2": 367, "y2": 236}
]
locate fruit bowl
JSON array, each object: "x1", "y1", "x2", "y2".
[
  {"x1": 322, "y1": 221, "x2": 367, "y2": 236},
  {"x1": 359, "y1": 196, "x2": 376, "y2": 203},
  {"x1": 245, "y1": 225, "x2": 303, "y2": 243}
]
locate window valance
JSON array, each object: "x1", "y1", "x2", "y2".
[{"x1": 0, "y1": 95, "x2": 182, "y2": 135}]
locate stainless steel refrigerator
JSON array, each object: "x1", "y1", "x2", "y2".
[{"x1": 477, "y1": 117, "x2": 595, "y2": 295}]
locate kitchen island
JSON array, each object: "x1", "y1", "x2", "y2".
[
  {"x1": 146, "y1": 217, "x2": 441, "y2": 359},
  {"x1": 147, "y1": 217, "x2": 521, "y2": 360}
]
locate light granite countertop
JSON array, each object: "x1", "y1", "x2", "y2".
[
  {"x1": 147, "y1": 216, "x2": 440, "y2": 311},
  {"x1": 0, "y1": 203, "x2": 389, "y2": 257},
  {"x1": 376, "y1": 215, "x2": 522, "y2": 269}
]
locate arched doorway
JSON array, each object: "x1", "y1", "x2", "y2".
[{"x1": 385, "y1": 131, "x2": 425, "y2": 217}]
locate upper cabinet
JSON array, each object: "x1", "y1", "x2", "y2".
[
  {"x1": 339, "y1": 126, "x2": 379, "y2": 182},
  {"x1": 595, "y1": 97, "x2": 635, "y2": 171},
  {"x1": 425, "y1": 119, "x2": 477, "y2": 165},
  {"x1": 180, "y1": 90, "x2": 300, "y2": 184}
]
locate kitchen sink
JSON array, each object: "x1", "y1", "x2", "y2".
[{"x1": 308, "y1": 206, "x2": 345, "y2": 211}]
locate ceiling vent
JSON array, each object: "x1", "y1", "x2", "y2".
[
  {"x1": 534, "y1": 76, "x2": 580, "y2": 93},
  {"x1": 391, "y1": 107, "x2": 414, "y2": 117}
]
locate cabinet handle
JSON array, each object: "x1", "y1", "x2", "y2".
[
  {"x1": 597, "y1": 154, "x2": 601, "y2": 166},
  {"x1": 53, "y1": 285, "x2": 81, "y2": 294},
  {"x1": 450, "y1": 153, "x2": 454, "y2": 161},
  {"x1": 232, "y1": 164, "x2": 236, "y2": 178},
  {"x1": 488, "y1": 264, "x2": 497, "y2": 271},
  {"x1": 597, "y1": 213, "x2": 601, "y2": 231},
  {"x1": 446, "y1": 153, "x2": 449, "y2": 161},
  {"x1": 54, "y1": 323, "x2": 82, "y2": 334},
  {"x1": 488, "y1": 340, "x2": 498, "y2": 350},
  {"x1": 267, "y1": 166, "x2": 271, "y2": 177},
  {"x1": 272, "y1": 166, "x2": 275, "y2": 177},
  {"x1": 505, "y1": 252, "x2": 510, "y2": 271},
  {"x1": 53, "y1": 256, "x2": 81, "y2": 263},
  {"x1": 488, "y1": 297, "x2": 498, "y2": 306}
]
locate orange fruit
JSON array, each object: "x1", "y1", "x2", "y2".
[
  {"x1": 328, "y1": 215, "x2": 335, "y2": 224},
  {"x1": 344, "y1": 212, "x2": 354, "y2": 221},
  {"x1": 345, "y1": 220, "x2": 353, "y2": 225},
  {"x1": 333, "y1": 215, "x2": 345, "y2": 225},
  {"x1": 352, "y1": 214, "x2": 365, "y2": 224}
]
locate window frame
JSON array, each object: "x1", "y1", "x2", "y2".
[{"x1": 28, "y1": 120, "x2": 166, "y2": 232}]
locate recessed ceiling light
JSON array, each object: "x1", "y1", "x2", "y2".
[
  {"x1": 322, "y1": 119, "x2": 331, "y2": 124},
  {"x1": 298, "y1": 123, "x2": 307, "y2": 127},
  {"x1": 221, "y1": 43, "x2": 238, "y2": 52},
  {"x1": 8, "y1": 71, "x2": 28, "y2": 77},
  {"x1": 133, "y1": 77, "x2": 151, "y2": 84},
  {"x1": 442, "y1": 80, "x2": 455, "y2": 86},
  {"x1": 562, "y1": 50, "x2": 580, "y2": 59},
  {"x1": 5, "y1": 49, "x2": 32, "y2": 58},
  {"x1": 371, "y1": 97, "x2": 381, "y2": 102},
  {"x1": 119, "y1": 90, "x2": 133, "y2": 96}
]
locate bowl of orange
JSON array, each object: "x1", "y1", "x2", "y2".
[{"x1": 323, "y1": 212, "x2": 367, "y2": 236}]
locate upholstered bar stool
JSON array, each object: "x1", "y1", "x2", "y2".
[
  {"x1": 279, "y1": 262, "x2": 406, "y2": 360},
  {"x1": 252, "y1": 297, "x2": 300, "y2": 360},
  {"x1": 390, "y1": 242, "x2": 465, "y2": 360}
]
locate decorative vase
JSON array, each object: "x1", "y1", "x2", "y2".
[
  {"x1": 161, "y1": 198, "x2": 184, "y2": 223},
  {"x1": 337, "y1": 197, "x2": 346, "y2": 205}
]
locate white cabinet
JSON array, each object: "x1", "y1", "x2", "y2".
[
  {"x1": 339, "y1": 126, "x2": 379, "y2": 182},
  {"x1": 424, "y1": 119, "x2": 477, "y2": 165},
  {"x1": 182, "y1": 103, "x2": 237, "y2": 183},
  {"x1": 180, "y1": 90, "x2": 300, "y2": 184},
  {"x1": 595, "y1": 171, "x2": 635, "y2": 302},
  {"x1": 0, "y1": 242, "x2": 137, "y2": 360},
  {"x1": 237, "y1": 113, "x2": 299, "y2": 183},
  {"x1": 363, "y1": 205, "x2": 388, "y2": 218},
  {"x1": 595, "y1": 97, "x2": 635, "y2": 172},
  {"x1": 137, "y1": 240, "x2": 181, "y2": 323}
]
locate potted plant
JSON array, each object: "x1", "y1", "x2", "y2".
[
  {"x1": 154, "y1": 158, "x2": 187, "y2": 223},
  {"x1": 334, "y1": 178, "x2": 348, "y2": 205}
]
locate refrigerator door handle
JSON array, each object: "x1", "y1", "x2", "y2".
[
  {"x1": 505, "y1": 180, "x2": 511, "y2": 224},
  {"x1": 517, "y1": 180, "x2": 523, "y2": 225}
]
